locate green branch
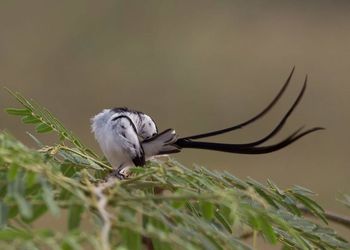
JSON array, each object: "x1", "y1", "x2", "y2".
[{"x1": 1, "y1": 90, "x2": 349, "y2": 250}]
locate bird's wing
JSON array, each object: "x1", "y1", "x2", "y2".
[
  {"x1": 111, "y1": 115, "x2": 145, "y2": 166},
  {"x1": 142, "y1": 129, "x2": 181, "y2": 157}
]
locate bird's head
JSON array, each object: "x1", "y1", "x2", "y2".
[{"x1": 139, "y1": 114, "x2": 158, "y2": 140}]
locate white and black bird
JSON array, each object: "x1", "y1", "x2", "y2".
[
  {"x1": 91, "y1": 107, "x2": 180, "y2": 178},
  {"x1": 91, "y1": 68, "x2": 323, "y2": 179}
]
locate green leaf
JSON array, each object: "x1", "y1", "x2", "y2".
[
  {"x1": 172, "y1": 199, "x2": 186, "y2": 209},
  {"x1": 36, "y1": 229, "x2": 55, "y2": 238},
  {"x1": 5, "y1": 108, "x2": 31, "y2": 116},
  {"x1": 121, "y1": 228, "x2": 141, "y2": 250},
  {"x1": 215, "y1": 210, "x2": 232, "y2": 233},
  {"x1": 255, "y1": 188, "x2": 278, "y2": 208},
  {"x1": 0, "y1": 228, "x2": 32, "y2": 240},
  {"x1": 292, "y1": 185, "x2": 315, "y2": 196},
  {"x1": 152, "y1": 239, "x2": 172, "y2": 250},
  {"x1": 61, "y1": 164, "x2": 78, "y2": 177},
  {"x1": 21, "y1": 115, "x2": 41, "y2": 124},
  {"x1": 22, "y1": 205, "x2": 48, "y2": 224},
  {"x1": 282, "y1": 196, "x2": 301, "y2": 216},
  {"x1": 7, "y1": 164, "x2": 19, "y2": 181},
  {"x1": 39, "y1": 178, "x2": 59, "y2": 216},
  {"x1": 0, "y1": 202, "x2": 8, "y2": 228},
  {"x1": 148, "y1": 218, "x2": 172, "y2": 250},
  {"x1": 61, "y1": 236, "x2": 81, "y2": 250},
  {"x1": 25, "y1": 171, "x2": 37, "y2": 188},
  {"x1": 200, "y1": 201, "x2": 215, "y2": 220},
  {"x1": 267, "y1": 179, "x2": 284, "y2": 196},
  {"x1": 7, "y1": 205, "x2": 18, "y2": 219},
  {"x1": 294, "y1": 194, "x2": 327, "y2": 223},
  {"x1": 35, "y1": 123, "x2": 53, "y2": 133},
  {"x1": 14, "y1": 194, "x2": 32, "y2": 219},
  {"x1": 258, "y1": 215, "x2": 277, "y2": 244},
  {"x1": 282, "y1": 244, "x2": 295, "y2": 250},
  {"x1": 68, "y1": 204, "x2": 84, "y2": 231},
  {"x1": 218, "y1": 205, "x2": 235, "y2": 225}
]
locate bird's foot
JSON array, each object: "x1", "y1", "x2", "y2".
[{"x1": 108, "y1": 166, "x2": 131, "y2": 180}]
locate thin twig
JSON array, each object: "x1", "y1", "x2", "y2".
[
  {"x1": 119, "y1": 194, "x2": 218, "y2": 201},
  {"x1": 299, "y1": 206, "x2": 350, "y2": 229},
  {"x1": 88, "y1": 178, "x2": 117, "y2": 250},
  {"x1": 58, "y1": 146, "x2": 113, "y2": 170}
]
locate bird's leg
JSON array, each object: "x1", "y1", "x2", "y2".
[{"x1": 108, "y1": 164, "x2": 131, "y2": 180}]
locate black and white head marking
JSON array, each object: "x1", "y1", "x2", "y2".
[{"x1": 111, "y1": 107, "x2": 158, "y2": 140}]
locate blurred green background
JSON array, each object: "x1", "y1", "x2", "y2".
[{"x1": 0, "y1": 0, "x2": 349, "y2": 239}]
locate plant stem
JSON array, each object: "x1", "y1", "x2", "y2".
[{"x1": 299, "y1": 206, "x2": 350, "y2": 229}]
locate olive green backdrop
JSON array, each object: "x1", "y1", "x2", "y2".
[{"x1": 1, "y1": 0, "x2": 349, "y2": 241}]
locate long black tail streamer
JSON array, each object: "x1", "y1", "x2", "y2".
[
  {"x1": 175, "y1": 70, "x2": 324, "y2": 154},
  {"x1": 182, "y1": 67, "x2": 295, "y2": 140}
]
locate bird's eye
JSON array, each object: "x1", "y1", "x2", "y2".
[{"x1": 152, "y1": 133, "x2": 157, "y2": 137}]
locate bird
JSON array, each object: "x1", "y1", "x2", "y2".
[
  {"x1": 91, "y1": 107, "x2": 180, "y2": 179},
  {"x1": 91, "y1": 68, "x2": 324, "y2": 179}
]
